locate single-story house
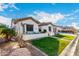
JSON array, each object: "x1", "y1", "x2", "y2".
[
  {"x1": 12, "y1": 17, "x2": 52, "y2": 40},
  {"x1": 12, "y1": 17, "x2": 40, "y2": 35}
]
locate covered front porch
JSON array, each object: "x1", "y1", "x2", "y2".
[{"x1": 21, "y1": 23, "x2": 49, "y2": 40}]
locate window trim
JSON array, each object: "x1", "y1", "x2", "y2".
[{"x1": 26, "y1": 24, "x2": 34, "y2": 32}]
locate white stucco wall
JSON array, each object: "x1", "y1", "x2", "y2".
[
  {"x1": 39, "y1": 25, "x2": 48, "y2": 32},
  {"x1": 14, "y1": 22, "x2": 22, "y2": 35},
  {"x1": 21, "y1": 19, "x2": 39, "y2": 33},
  {"x1": 14, "y1": 19, "x2": 39, "y2": 35},
  {"x1": 23, "y1": 33, "x2": 48, "y2": 40},
  {"x1": 56, "y1": 27, "x2": 62, "y2": 33},
  {"x1": 39, "y1": 24, "x2": 54, "y2": 35},
  {"x1": 48, "y1": 24, "x2": 54, "y2": 35}
]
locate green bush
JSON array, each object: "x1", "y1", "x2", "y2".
[{"x1": 0, "y1": 24, "x2": 16, "y2": 41}]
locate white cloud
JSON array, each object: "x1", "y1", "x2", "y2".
[
  {"x1": 9, "y1": 3, "x2": 19, "y2": 10},
  {"x1": 69, "y1": 17, "x2": 76, "y2": 19},
  {"x1": 0, "y1": 3, "x2": 19, "y2": 11},
  {"x1": 69, "y1": 22, "x2": 79, "y2": 29},
  {"x1": 9, "y1": 9, "x2": 14, "y2": 12},
  {"x1": 0, "y1": 4, "x2": 5, "y2": 11},
  {"x1": 64, "y1": 9, "x2": 79, "y2": 17},
  {"x1": 29, "y1": 11, "x2": 79, "y2": 30},
  {"x1": 0, "y1": 16, "x2": 12, "y2": 27},
  {"x1": 74, "y1": 9, "x2": 79, "y2": 13},
  {"x1": 28, "y1": 11, "x2": 64, "y2": 23}
]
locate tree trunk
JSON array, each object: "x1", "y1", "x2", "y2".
[
  {"x1": 5, "y1": 34, "x2": 9, "y2": 42},
  {"x1": 16, "y1": 35, "x2": 27, "y2": 48}
]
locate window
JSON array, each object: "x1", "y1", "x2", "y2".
[
  {"x1": 49, "y1": 26, "x2": 51, "y2": 31},
  {"x1": 39, "y1": 28, "x2": 41, "y2": 32},
  {"x1": 43, "y1": 29, "x2": 47, "y2": 33},
  {"x1": 26, "y1": 24, "x2": 33, "y2": 31}
]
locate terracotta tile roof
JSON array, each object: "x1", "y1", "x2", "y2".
[{"x1": 12, "y1": 17, "x2": 40, "y2": 24}]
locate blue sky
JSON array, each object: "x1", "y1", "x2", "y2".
[{"x1": 0, "y1": 3, "x2": 79, "y2": 29}]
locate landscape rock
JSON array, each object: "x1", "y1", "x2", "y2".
[{"x1": 0, "y1": 38, "x2": 6, "y2": 43}]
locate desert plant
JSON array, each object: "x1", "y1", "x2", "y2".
[
  {"x1": 0, "y1": 24, "x2": 16, "y2": 41},
  {"x1": 0, "y1": 28, "x2": 16, "y2": 41}
]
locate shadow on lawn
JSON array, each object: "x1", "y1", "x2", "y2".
[
  {"x1": 54, "y1": 34, "x2": 65, "y2": 38},
  {"x1": 31, "y1": 37, "x2": 60, "y2": 56}
]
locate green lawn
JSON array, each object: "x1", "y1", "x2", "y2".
[
  {"x1": 54, "y1": 34, "x2": 75, "y2": 40},
  {"x1": 31, "y1": 34, "x2": 75, "y2": 56}
]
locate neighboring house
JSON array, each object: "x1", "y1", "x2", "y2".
[
  {"x1": 56, "y1": 26, "x2": 77, "y2": 34},
  {"x1": 39, "y1": 22, "x2": 55, "y2": 36}
]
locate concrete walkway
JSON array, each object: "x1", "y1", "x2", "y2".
[
  {"x1": 25, "y1": 43, "x2": 48, "y2": 56},
  {"x1": 0, "y1": 42, "x2": 47, "y2": 56},
  {"x1": 73, "y1": 34, "x2": 79, "y2": 56}
]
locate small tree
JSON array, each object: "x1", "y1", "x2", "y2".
[
  {"x1": 0, "y1": 24, "x2": 16, "y2": 41},
  {"x1": 0, "y1": 23, "x2": 7, "y2": 28},
  {"x1": 0, "y1": 28, "x2": 16, "y2": 41}
]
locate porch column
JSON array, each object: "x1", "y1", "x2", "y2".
[{"x1": 24, "y1": 24, "x2": 27, "y2": 34}]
